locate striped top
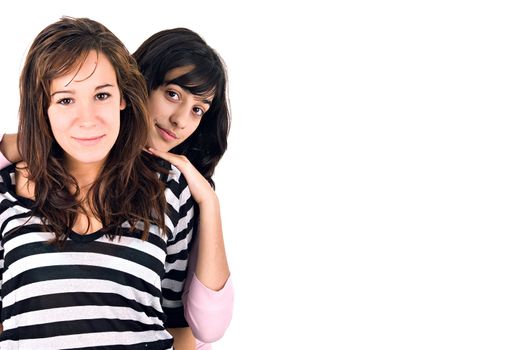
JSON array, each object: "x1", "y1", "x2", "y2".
[{"x1": 0, "y1": 164, "x2": 195, "y2": 349}]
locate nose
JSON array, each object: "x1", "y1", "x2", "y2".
[
  {"x1": 77, "y1": 100, "x2": 98, "y2": 128},
  {"x1": 169, "y1": 100, "x2": 192, "y2": 129}
]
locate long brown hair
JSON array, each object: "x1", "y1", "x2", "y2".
[{"x1": 18, "y1": 17, "x2": 166, "y2": 242}]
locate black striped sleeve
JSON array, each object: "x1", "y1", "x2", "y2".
[
  {"x1": 161, "y1": 165, "x2": 196, "y2": 328},
  {"x1": 0, "y1": 165, "x2": 17, "y2": 318}
]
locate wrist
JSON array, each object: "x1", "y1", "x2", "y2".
[{"x1": 198, "y1": 192, "x2": 220, "y2": 210}]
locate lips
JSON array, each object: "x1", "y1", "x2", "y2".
[
  {"x1": 155, "y1": 123, "x2": 178, "y2": 141},
  {"x1": 72, "y1": 135, "x2": 105, "y2": 146}
]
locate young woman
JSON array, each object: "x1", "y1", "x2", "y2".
[
  {"x1": 0, "y1": 17, "x2": 195, "y2": 349},
  {"x1": 0, "y1": 27, "x2": 233, "y2": 350},
  {"x1": 135, "y1": 28, "x2": 233, "y2": 347}
]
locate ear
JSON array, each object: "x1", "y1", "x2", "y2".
[{"x1": 120, "y1": 98, "x2": 126, "y2": 110}]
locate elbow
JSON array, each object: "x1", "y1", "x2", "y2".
[
  {"x1": 183, "y1": 276, "x2": 234, "y2": 343},
  {"x1": 187, "y1": 308, "x2": 233, "y2": 342}
]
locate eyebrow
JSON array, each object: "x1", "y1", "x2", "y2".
[
  {"x1": 164, "y1": 81, "x2": 213, "y2": 106},
  {"x1": 51, "y1": 84, "x2": 116, "y2": 97}
]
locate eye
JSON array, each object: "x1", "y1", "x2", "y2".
[
  {"x1": 96, "y1": 92, "x2": 111, "y2": 100},
  {"x1": 193, "y1": 107, "x2": 205, "y2": 117},
  {"x1": 57, "y1": 98, "x2": 73, "y2": 105},
  {"x1": 167, "y1": 90, "x2": 180, "y2": 100}
]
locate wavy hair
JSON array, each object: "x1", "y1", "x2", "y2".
[
  {"x1": 133, "y1": 28, "x2": 231, "y2": 188},
  {"x1": 18, "y1": 17, "x2": 166, "y2": 243}
]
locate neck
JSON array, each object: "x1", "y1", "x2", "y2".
[
  {"x1": 64, "y1": 157, "x2": 106, "y2": 235},
  {"x1": 65, "y1": 158, "x2": 105, "y2": 194}
]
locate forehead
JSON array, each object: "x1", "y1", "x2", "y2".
[
  {"x1": 164, "y1": 65, "x2": 215, "y2": 102},
  {"x1": 50, "y1": 51, "x2": 117, "y2": 91},
  {"x1": 164, "y1": 65, "x2": 195, "y2": 82}
]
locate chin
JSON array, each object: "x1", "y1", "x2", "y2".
[
  {"x1": 151, "y1": 136, "x2": 177, "y2": 153},
  {"x1": 67, "y1": 150, "x2": 111, "y2": 165}
]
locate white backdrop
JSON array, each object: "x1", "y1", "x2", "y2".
[{"x1": 1, "y1": 1, "x2": 525, "y2": 349}]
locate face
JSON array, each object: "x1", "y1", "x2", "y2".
[
  {"x1": 48, "y1": 50, "x2": 125, "y2": 170},
  {"x1": 147, "y1": 66, "x2": 214, "y2": 152}
]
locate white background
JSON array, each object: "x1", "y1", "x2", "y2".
[{"x1": 1, "y1": 1, "x2": 525, "y2": 349}]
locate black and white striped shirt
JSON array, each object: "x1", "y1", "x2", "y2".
[{"x1": 0, "y1": 164, "x2": 194, "y2": 349}]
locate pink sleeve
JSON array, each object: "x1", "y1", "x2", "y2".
[
  {"x1": 0, "y1": 134, "x2": 13, "y2": 169},
  {"x1": 182, "y1": 235, "x2": 234, "y2": 345},
  {"x1": 185, "y1": 274, "x2": 233, "y2": 343}
]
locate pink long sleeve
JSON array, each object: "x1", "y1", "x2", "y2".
[
  {"x1": 183, "y1": 235, "x2": 234, "y2": 349},
  {"x1": 186, "y1": 274, "x2": 233, "y2": 348},
  {"x1": 0, "y1": 134, "x2": 12, "y2": 169}
]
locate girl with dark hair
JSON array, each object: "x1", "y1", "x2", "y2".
[
  {"x1": 135, "y1": 28, "x2": 233, "y2": 350},
  {"x1": 134, "y1": 28, "x2": 230, "y2": 189},
  {"x1": 0, "y1": 27, "x2": 233, "y2": 350},
  {"x1": 0, "y1": 17, "x2": 196, "y2": 349}
]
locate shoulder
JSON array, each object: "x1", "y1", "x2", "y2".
[
  {"x1": 158, "y1": 161, "x2": 188, "y2": 194},
  {"x1": 165, "y1": 164, "x2": 192, "y2": 208},
  {"x1": 0, "y1": 164, "x2": 34, "y2": 236},
  {"x1": 164, "y1": 164, "x2": 195, "y2": 241},
  {"x1": 166, "y1": 163, "x2": 186, "y2": 187},
  {"x1": 0, "y1": 164, "x2": 18, "y2": 197},
  {"x1": 0, "y1": 164, "x2": 34, "y2": 209}
]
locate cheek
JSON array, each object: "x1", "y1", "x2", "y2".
[
  {"x1": 47, "y1": 117, "x2": 70, "y2": 148},
  {"x1": 193, "y1": 117, "x2": 204, "y2": 131},
  {"x1": 147, "y1": 94, "x2": 162, "y2": 116},
  {"x1": 150, "y1": 95, "x2": 174, "y2": 122},
  {"x1": 47, "y1": 109, "x2": 71, "y2": 134},
  {"x1": 100, "y1": 103, "x2": 122, "y2": 130},
  {"x1": 183, "y1": 119, "x2": 202, "y2": 140}
]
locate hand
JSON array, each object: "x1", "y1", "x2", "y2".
[
  {"x1": 147, "y1": 148, "x2": 217, "y2": 206},
  {"x1": 15, "y1": 161, "x2": 35, "y2": 200},
  {"x1": 0, "y1": 134, "x2": 22, "y2": 163}
]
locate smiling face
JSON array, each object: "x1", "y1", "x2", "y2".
[
  {"x1": 47, "y1": 50, "x2": 125, "y2": 171},
  {"x1": 147, "y1": 66, "x2": 214, "y2": 152}
]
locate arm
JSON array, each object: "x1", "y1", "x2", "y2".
[
  {"x1": 0, "y1": 166, "x2": 7, "y2": 335},
  {"x1": 193, "y1": 195, "x2": 229, "y2": 290},
  {"x1": 167, "y1": 327, "x2": 196, "y2": 350},
  {"x1": 0, "y1": 165, "x2": 29, "y2": 336},
  {"x1": 149, "y1": 148, "x2": 233, "y2": 342},
  {"x1": 182, "y1": 234, "x2": 233, "y2": 343},
  {"x1": 161, "y1": 166, "x2": 197, "y2": 345},
  {"x1": 149, "y1": 149, "x2": 230, "y2": 290}
]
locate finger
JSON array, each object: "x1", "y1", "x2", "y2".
[
  {"x1": 15, "y1": 161, "x2": 29, "y2": 171},
  {"x1": 15, "y1": 162, "x2": 30, "y2": 177},
  {"x1": 148, "y1": 148, "x2": 182, "y2": 165}
]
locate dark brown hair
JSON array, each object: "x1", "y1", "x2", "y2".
[
  {"x1": 18, "y1": 16, "x2": 166, "y2": 242},
  {"x1": 133, "y1": 28, "x2": 231, "y2": 189}
]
